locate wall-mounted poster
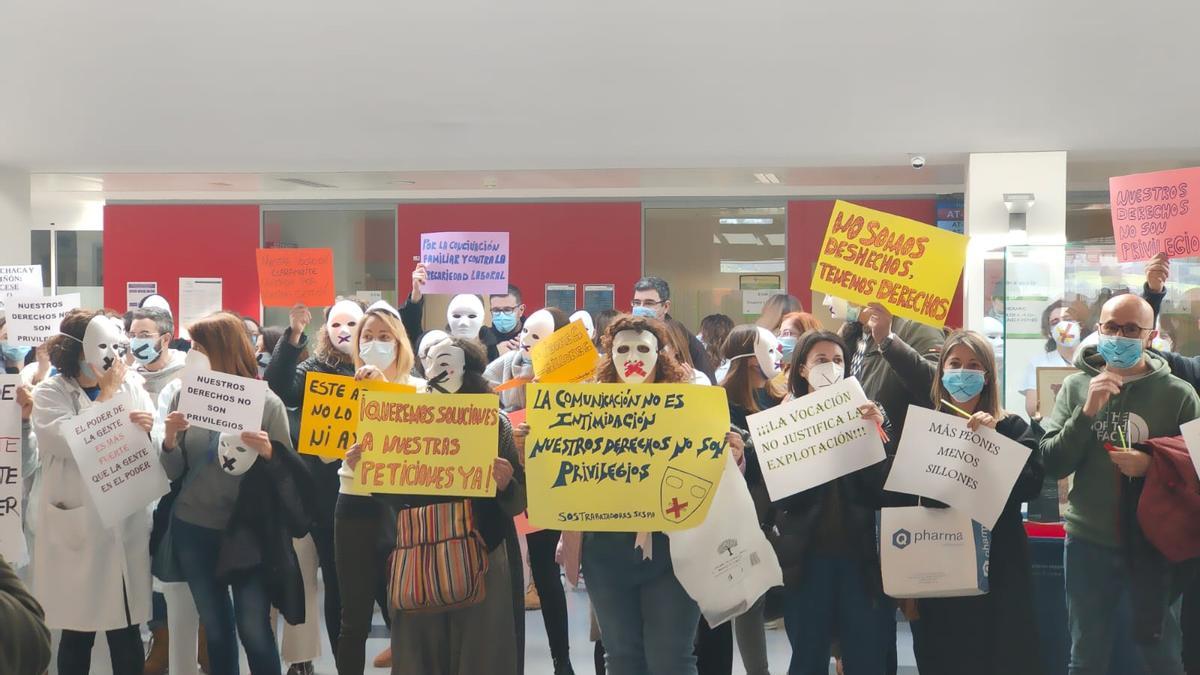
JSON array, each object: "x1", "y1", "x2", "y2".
[{"x1": 545, "y1": 284, "x2": 577, "y2": 314}]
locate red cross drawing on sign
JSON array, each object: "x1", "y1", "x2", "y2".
[{"x1": 666, "y1": 497, "x2": 689, "y2": 519}]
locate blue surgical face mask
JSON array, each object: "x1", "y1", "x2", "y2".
[
  {"x1": 0, "y1": 342, "x2": 30, "y2": 364},
  {"x1": 129, "y1": 337, "x2": 161, "y2": 365},
  {"x1": 1097, "y1": 334, "x2": 1144, "y2": 369},
  {"x1": 942, "y1": 368, "x2": 986, "y2": 403},
  {"x1": 492, "y1": 312, "x2": 518, "y2": 334},
  {"x1": 631, "y1": 305, "x2": 658, "y2": 319},
  {"x1": 778, "y1": 336, "x2": 798, "y2": 359}
]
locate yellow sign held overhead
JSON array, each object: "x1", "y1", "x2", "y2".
[
  {"x1": 532, "y1": 320, "x2": 598, "y2": 384},
  {"x1": 297, "y1": 372, "x2": 415, "y2": 459}
]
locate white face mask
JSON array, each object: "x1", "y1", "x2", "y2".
[
  {"x1": 359, "y1": 340, "x2": 396, "y2": 370},
  {"x1": 218, "y1": 432, "x2": 259, "y2": 476},
  {"x1": 184, "y1": 348, "x2": 211, "y2": 373},
  {"x1": 1052, "y1": 320, "x2": 1080, "y2": 348},
  {"x1": 82, "y1": 315, "x2": 123, "y2": 375},
  {"x1": 570, "y1": 311, "x2": 595, "y2": 340},
  {"x1": 326, "y1": 300, "x2": 365, "y2": 355},
  {"x1": 806, "y1": 360, "x2": 844, "y2": 389},
  {"x1": 520, "y1": 309, "x2": 557, "y2": 355},
  {"x1": 446, "y1": 294, "x2": 484, "y2": 339},
  {"x1": 754, "y1": 326, "x2": 782, "y2": 377},
  {"x1": 418, "y1": 330, "x2": 450, "y2": 373},
  {"x1": 426, "y1": 339, "x2": 467, "y2": 393},
  {"x1": 612, "y1": 329, "x2": 658, "y2": 384}
]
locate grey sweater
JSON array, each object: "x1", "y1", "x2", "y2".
[{"x1": 161, "y1": 390, "x2": 293, "y2": 530}]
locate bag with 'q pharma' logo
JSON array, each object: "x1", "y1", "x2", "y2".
[{"x1": 876, "y1": 506, "x2": 991, "y2": 599}]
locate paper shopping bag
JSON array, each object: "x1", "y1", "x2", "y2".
[{"x1": 877, "y1": 506, "x2": 990, "y2": 599}]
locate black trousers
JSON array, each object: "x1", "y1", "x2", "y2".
[
  {"x1": 1184, "y1": 574, "x2": 1200, "y2": 675},
  {"x1": 527, "y1": 528, "x2": 571, "y2": 662},
  {"x1": 334, "y1": 494, "x2": 394, "y2": 675},
  {"x1": 59, "y1": 625, "x2": 144, "y2": 675},
  {"x1": 311, "y1": 521, "x2": 342, "y2": 653},
  {"x1": 694, "y1": 616, "x2": 732, "y2": 675}
]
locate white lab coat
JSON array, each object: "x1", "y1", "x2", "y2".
[{"x1": 30, "y1": 373, "x2": 156, "y2": 631}]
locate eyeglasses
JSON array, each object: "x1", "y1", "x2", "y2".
[
  {"x1": 630, "y1": 299, "x2": 663, "y2": 308},
  {"x1": 491, "y1": 307, "x2": 518, "y2": 316},
  {"x1": 127, "y1": 332, "x2": 161, "y2": 340},
  {"x1": 1098, "y1": 322, "x2": 1153, "y2": 338}
]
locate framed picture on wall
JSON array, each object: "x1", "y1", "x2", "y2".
[{"x1": 1036, "y1": 366, "x2": 1077, "y2": 419}]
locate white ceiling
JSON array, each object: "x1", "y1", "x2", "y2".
[{"x1": 3, "y1": 1, "x2": 1200, "y2": 177}]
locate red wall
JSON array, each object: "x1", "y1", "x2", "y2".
[
  {"x1": 396, "y1": 202, "x2": 643, "y2": 310},
  {"x1": 787, "y1": 199, "x2": 964, "y2": 328},
  {"x1": 103, "y1": 204, "x2": 262, "y2": 329}
]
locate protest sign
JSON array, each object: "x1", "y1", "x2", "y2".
[
  {"x1": 1109, "y1": 167, "x2": 1200, "y2": 262},
  {"x1": 746, "y1": 377, "x2": 885, "y2": 501},
  {"x1": 884, "y1": 405, "x2": 1032, "y2": 529},
  {"x1": 66, "y1": 394, "x2": 170, "y2": 528},
  {"x1": 5, "y1": 293, "x2": 81, "y2": 346},
  {"x1": 297, "y1": 372, "x2": 416, "y2": 459},
  {"x1": 0, "y1": 265, "x2": 42, "y2": 306},
  {"x1": 531, "y1": 320, "x2": 598, "y2": 384},
  {"x1": 353, "y1": 391, "x2": 500, "y2": 497},
  {"x1": 879, "y1": 506, "x2": 990, "y2": 598},
  {"x1": 419, "y1": 232, "x2": 509, "y2": 295},
  {"x1": 126, "y1": 281, "x2": 158, "y2": 311},
  {"x1": 178, "y1": 370, "x2": 268, "y2": 434},
  {"x1": 255, "y1": 248, "x2": 336, "y2": 307},
  {"x1": 524, "y1": 383, "x2": 730, "y2": 532},
  {"x1": 810, "y1": 200, "x2": 968, "y2": 328},
  {"x1": 0, "y1": 376, "x2": 26, "y2": 564},
  {"x1": 1181, "y1": 418, "x2": 1200, "y2": 481}
]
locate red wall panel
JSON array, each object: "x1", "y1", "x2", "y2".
[
  {"x1": 787, "y1": 199, "x2": 963, "y2": 328},
  {"x1": 103, "y1": 204, "x2": 262, "y2": 329},
  {"x1": 396, "y1": 202, "x2": 643, "y2": 311}
]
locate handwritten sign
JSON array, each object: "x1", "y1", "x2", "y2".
[
  {"x1": 353, "y1": 391, "x2": 499, "y2": 497},
  {"x1": 5, "y1": 293, "x2": 81, "y2": 346},
  {"x1": 884, "y1": 405, "x2": 1032, "y2": 529},
  {"x1": 297, "y1": 372, "x2": 416, "y2": 459},
  {"x1": 0, "y1": 376, "x2": 26, "y2": 564},
  {"x1": 747, "y1": 376, "x2": 886, "y2": 501},
  {"x1": 1109, "y1": 167, "x2": 1200, "y2": 262},
  {"x1": 0, "y1": 265, "x2": 41, "y2": 306},
  {"x1": 531, "y1": 320, "x2": 598, "y2": 384},
  {"x1": 419, "y1": 232, "x2": 509, "y2": 295},
  {"x1": 810, "y1": 200, "x2": 968, "y2": 328},
  {"x1": 66, "y1": 394, "x2": 170, "y2": 528},
  {"x1": 525, "y1": 383, "x2": 730, "y2": 532},
  {"x1": 178, "y1": 370, "x2": 268, "y2": 434},
  {"x1": 255, "y1": 248, "x2": 336, "y2": 307}
]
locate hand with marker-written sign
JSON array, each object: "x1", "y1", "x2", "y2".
[
  {"x1": 240, "y1": 430, "x2": 273, "y2": 461},
  {"x1": 725, "y1": 431, "x2": 744, "y2": 465},
  {"x1": 1083, "y1": 371, "x2": 1123, "y2": 418},
  {"x1": 966, "y1": 411, "x2": 998, "y2": 432},
  {"x1": 345, "y1": 442, "x2": 363, "y2": 471},
  {"x1": 288, "y1": 303, "x2": 312, "y2": 346},
  {"x1": 1145, "y1": 252, "x2": 1170, "y2": 293},
  {"x1": 355, "y1": 365, "x2": 385, "y2": 382}
]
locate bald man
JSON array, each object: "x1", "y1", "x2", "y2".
[{"x1": 1040, "y1": 293, "x2": 1200, "y2": 675}]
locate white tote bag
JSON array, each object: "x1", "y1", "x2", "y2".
[
  {"x1": 668, "y1": 454, "x2": 783, "y2": 626},
  {"x1": 878, "y1": 506, "x2": 991, "y2": 599}
]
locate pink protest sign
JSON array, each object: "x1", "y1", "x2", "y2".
[
  {"x1": 1109, "y1": 168, "x2": 1200, "y2": 262},
  {"x1": 419, "y1": 232, "x2": 510, "y2": 295}
]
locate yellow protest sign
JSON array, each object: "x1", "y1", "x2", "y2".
[
  {"x1": 352, "y1": 391, "x2": 499, "y2": 497},
  {"x1": 525, "y1": 383, "x2": 730, "y2": 532},
  {"x1": 810, "y1": 200, "x2": 968, "y2": 328},
  {"x1": 297, "y1": 372, "x2": 415, "y2": 459},
  {"x1": 532, "y1": 320, "x2": 598, "y2": 384}
]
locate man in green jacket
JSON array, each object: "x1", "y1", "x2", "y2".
[
  {"x1": 0, "y1": 557, "x2": 51, "y2": 675},
  {"x1": 1040, "y1": 293, "x2": 1200, "y2": 675}
]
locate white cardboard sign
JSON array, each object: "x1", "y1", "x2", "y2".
[
  {"x1": 0, "y1": 265, "x2": 42, "y2": 306},
  {"x1": 0, "y1": 375, "x2": 27, "y2": 564},
  {"x1": 746, "y1": 377, "x2": 886, "y2": 501},
  {"x1": 884, "y1": 405, "x2": 1031, "y2": 529},
  {"x1": 1180, "y1": 417, "x2": 1200, "y2": 482},
  {"x1": 5, "y1": 293, "x2": 81, "y2": 346},
  {"x1": 178, "y1": 370, "x2": 267, "y2": 434},
  {"x1": 66, "y1": 393, "x2": 170, "y2": 528}
]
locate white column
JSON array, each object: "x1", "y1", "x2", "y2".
[
  {"x1": 964, "y1": 151, "x2": 1067, "y2": 331},
  {"x1": 0, "y1": 167, "x2": 31, "y2": 267}
]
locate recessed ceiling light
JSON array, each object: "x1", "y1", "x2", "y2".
[
  {"x1": 389, "y1": 179, "x2": 417, "y2": 185},
  {"x1": 753, "y1": 172, "x2": 781, "y2": 185},
  {"x1": 209, "y1": 181, "x2": 233, "y2": 187},
  {"x1": 723, "y1": 233, "x2": 762, "y2": 245},
  {"x1": 278, "y1": 177, "x2": 336, "y2": 188},
  {"x1": 719, "y1": 218, "x2": 774, "y2": 225}
]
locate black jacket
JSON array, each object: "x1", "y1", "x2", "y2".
[
  {"x1": 266, "y1": 327, "x2": 354, "y2": 525},
  {"x1": 479, "y1": 323, "x2": 523, "y2": 363},
  {"x1": 215, "y1": 440, "x2": 314, "y2": 625},
  {"x1": 0, "y1": 558, "x2": 51, "y2": 675}
]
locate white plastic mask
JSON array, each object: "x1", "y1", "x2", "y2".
[
  {"x1": 570, "y1": 311, "x2": 596, "y2": 340},
  {"x1": 367, "y1": 300, "x2": 401, "y2": 319},
  {"x1": 426, "y1": 339, "x2": 466, "y2": 393},
  {"x1": 141, "y1": 294, "x2": 173, "y2": 317},
  {"x1": 1052, "y1": 320, "x2": 1080, "y2": 348},
  {"x1": 612, "y1": 329, "x2": 658, "y2": 384},
  {"x1": 520, "y1": 309, "x2": 557, "y2": 354},
  {"x1": 218, "y1": 432, "x2": 259, "y2": 476},
  {"x1": 326, "y1": 300, "x2": 364, "y2": 355},
  {"x1": 418, "y1": 330, "x2": 450, "y2": 373},
  {"x1": 446, "y1": 295, "x2": 484, "y2": 339},
  {"x1": 82, "y1": 315, "x2": 123, "y2": 374},
  {"x1": 806, "y1": 361, "x2": 845, "y2": 389},
  {"x1": 754, "y1": 327, "x2": 782, "y2": 377}
]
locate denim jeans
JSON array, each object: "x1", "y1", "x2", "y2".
[
  {"x1": 782, "y1": 554, "x2": 894, "y2": 675},
  {"x1": 1064, "y1": 536, "x2": 1184, "y2": 675},
  {"x1": 173, "y1": 516, "x2": 281, "y2": 675},
  {"x1": 583, "y1": 532, "x2": 701, "y2": 675}
]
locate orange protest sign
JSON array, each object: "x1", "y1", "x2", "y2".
[
  {"x1": 1109, "y1": 168, "x2": 1200, "y2": 262},
  {"x1": 255, "y1": 248, "x2": 335, "y2": 307},
  {"x1": 532, "y1": 320, "x2": 598, "y2": 384}
]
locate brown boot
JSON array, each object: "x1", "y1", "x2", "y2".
[
  {"x1": 373, "y1": 647, "x2": 393, "y2": 668},
  {"x1": 144, "y1": 626, "x2": 169, "y2": 675},
  {"x1": 198, "y1": 624, "x2": 211, "y2": 674}
]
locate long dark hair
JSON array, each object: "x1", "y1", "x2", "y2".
[
  {"x1": 786, "y1": 330, "x2": 849, "y2": 398},
  {"x1": 44, "y1": 309, "x2": 101, "y2": 380},
  {"x1": 451, "y1": 337, "x2": 494, "y2": 394},
  {"x1": 699, "y1": 313, "x2": 733, "y2": 372},
  {"x1": 720, "y1": 325, "x2": 768, "y2": 412}
]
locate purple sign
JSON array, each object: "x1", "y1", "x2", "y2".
[{"x1": 420, "y1": 232, "x2": 510, "y2": 295}]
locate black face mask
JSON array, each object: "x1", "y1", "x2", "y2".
[{"x1": 426, "y1": 370, "x2": 451, "y2": 394}]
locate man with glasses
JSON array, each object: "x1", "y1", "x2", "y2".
[
  {"x1": 1040, "y1": 292, "x2": 1200, "y2": 675},
  {"x1": 125, "y1": 307, "x2": 187, "y2": 402},
  {"x1": 481, "y1": 284, "x2": 526, "y2": 362},
  {"x1": 631, "y1": 276, "x2": 715, "y2": 383}
]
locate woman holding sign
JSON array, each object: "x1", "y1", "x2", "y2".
[
  {"x1": 30, "y1": 309, "x2": 158, "y2": 675},
  {"x1": 866, "y1": 304, "x2": 1045, "y2": 675}
]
